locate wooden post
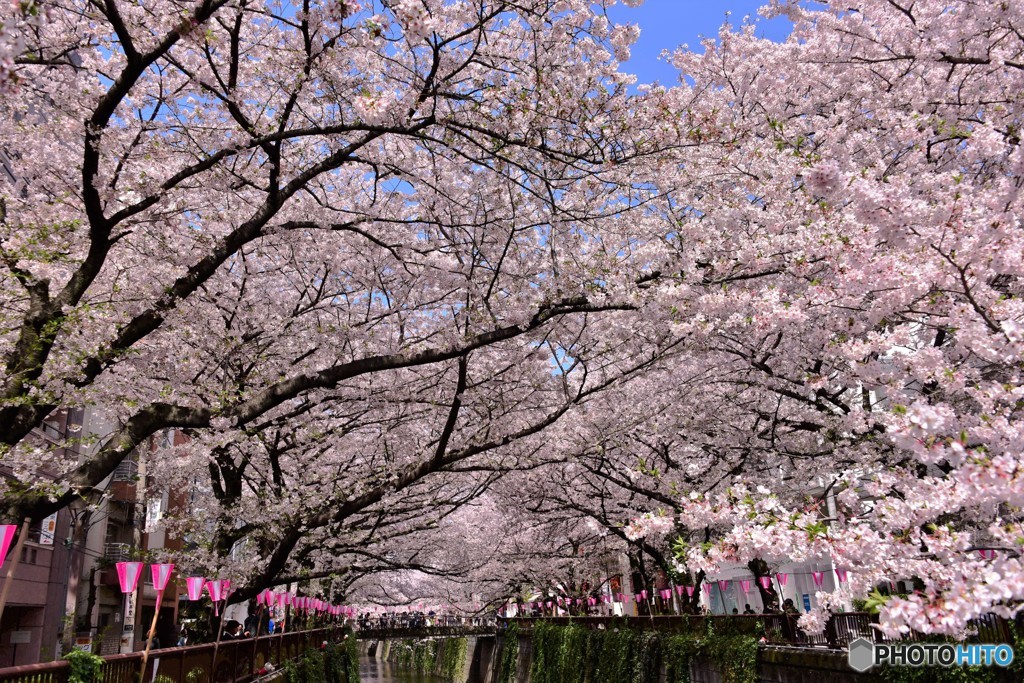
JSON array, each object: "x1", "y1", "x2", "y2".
[
  {"x1": 249, "y1": 603, "x2": 264, "y2": 678},
  {"x1": 0, "y1": 519, "x2": 31, "y2": 625},
  {"x1": 139, "y1": 592, "x2": 163, "y2": 683},
  {"x1": 211, "y1": 603, "x2": 225, "y2": 683}
]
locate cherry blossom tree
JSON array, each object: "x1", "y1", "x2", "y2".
[
  {"x1": 0, "y1": 0, "x2": 704, "y2": 611},
  {"x1": 620, "y1": 0, "x2": 1024, "y2": 637}
]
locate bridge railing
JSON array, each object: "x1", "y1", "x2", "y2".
[
  {"x1": 0, "y1": 627, "x2": 346, "y2": 683},
  {"x1": 355, "y1": 624, "x2": 497, "y2": 640}
]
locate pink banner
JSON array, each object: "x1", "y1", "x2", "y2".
[
  {"x1": 150, "y1": 563, "x2": 174, "y2": 591},
  {"x1": 0, "y1": 525, "x2": 16, "y2": 564},
  {"x1": 115, "y1": 561, "x2": 144, "y2": 594}
]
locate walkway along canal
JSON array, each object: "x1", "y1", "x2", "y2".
[{"x1": 0, "y1": 626, "x2": 357, "y2": 683}]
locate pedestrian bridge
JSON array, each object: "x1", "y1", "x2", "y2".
[{"x1": 355, "y1": 624, "x2": 496, "y2": 640}]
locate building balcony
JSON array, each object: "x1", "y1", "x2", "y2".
[
  {"x1": 103, "y1": 542, "x2": 133, "y2": 563},
  {"x1": 112, "y1": 460, "x2": 138, "y2": 481}
]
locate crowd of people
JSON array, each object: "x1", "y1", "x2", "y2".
[{"x1": 355, "y1": 612, "x2": 493, "y2": 630}]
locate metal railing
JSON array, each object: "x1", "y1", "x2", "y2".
[
  {"x1": 102, "y1": 542, "x2": 132, "y2": 562},
  {"x1": 112, "y1": 460, "x2": 139, "y2": 482},
  {"x1": 0, "y1": 627, "x2": 347, "y2": 683},
  {"x1": 356, "y1": 624, "x2": 497, "y2": 640}
]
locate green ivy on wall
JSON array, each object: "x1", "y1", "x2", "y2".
[
  {"x1": 528, "y1": 620, "x2": 758, "y2": 683},
  {"x1": 498, "y1": 623, "x2": 520, "y2": 683},
  {"x1": 439, "y1": 637, "x2": 468, "y2": 680},
  {"x1": 392, "y1": 637, "x2": 468, "y2": 682}
]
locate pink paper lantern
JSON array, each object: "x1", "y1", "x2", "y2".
[
  {"x1": 674, "y1": 585, "x2": 685, "y2": 596},
  {"x1": 256, "y1": 591, "x2": 265, "y2": 606},
  {"x1": 811, "y1": 571, "x2": 825, "y2": 588},
  {"x1": 758, "y1": 576, "x2": 772, "y2": 590},
  {"x1": 186, "y1": 576, "x2": 205, "y2": 601},
  {"x1": 978, "y1": 549, "x2": 997, "y2": 560},
  {"x1": 740, "y1": 580, "x2": 752, "y2": 594},
  {"x1": 685, "y1": 585, "x2": 695, "y2": 596},
  {"x1": 206, "y1": 578, "x2": 224, "y2": 613},
  {"x1": 640, "y1": 589, "x2": 648, "y2": 600},
  {"x1": 717, "y1": 580, "x2": 729, "y2": 593},
  {"x1": 277, "y1": 592, "x2": 288, "y2": 607},
  {"x1": 634, "y1": 593, "x2": 642, "y2": 603},
  {"x1": 702, "y1": 583, "x2": 712, "y2": 595},
  {"x1": 150, "y1": 563, "x2": 175, "y2": 591},
  {"x1": 836, "y1": 569, "x2": 849, "y2": 583},
  {"x1": 206, "y1": 579, "x2": 223, "y2": 601},
  {"x1": 616, "y1": 593, "x2": 625, "y2": 603},
  {"x1": 115, "y1": 561, "x2": 144, "y2": 594},
  {"x1": 776, "y1": 573, "x2": 789, "y2": 586},
  {"x1": 0, "y1": 525, "x2": 17, "y2": 564}
]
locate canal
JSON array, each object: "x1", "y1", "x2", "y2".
[{"x1": 359, "y1": 657, "x2": 445, "y2": 683}]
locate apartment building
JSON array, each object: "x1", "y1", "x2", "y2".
[{"x1": 0, "y1": 409, "x2": 86, "y2": 666}]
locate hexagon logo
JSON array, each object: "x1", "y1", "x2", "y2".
[{"x1": 848, "y1": 638, "x2": 875, "y2": 672}]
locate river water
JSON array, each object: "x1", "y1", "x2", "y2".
[{"x1": 358, "y1": 657, "x2": 444, "y2": 683}]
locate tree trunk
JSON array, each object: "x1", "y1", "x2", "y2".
[{"x1": 748, "y1": 559, "x2": 779, "y2": 612}]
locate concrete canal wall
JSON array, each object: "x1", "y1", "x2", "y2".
[{"x1": 360, "y1": 631, "x2": 880, "y2": 683}]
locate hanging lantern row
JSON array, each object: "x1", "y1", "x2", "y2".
[
  {"x1": 506, "y1": 567, "x2": 865, "y2": 614},
  {"x1": 109, "y1": 562, "x2": 355, "y2": 620}
]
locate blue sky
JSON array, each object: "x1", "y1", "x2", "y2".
[{"x1": 605, "y1": 0, "x2": 792, "y2": 86}]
